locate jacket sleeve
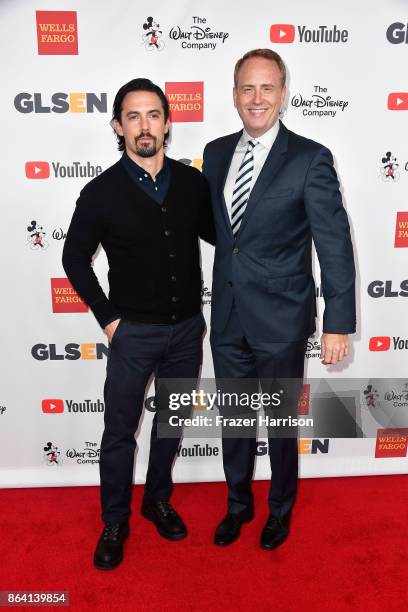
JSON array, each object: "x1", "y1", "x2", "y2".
[
  {"x1": 304, "y1": 146, "x2": 356, "y2": 334},
  {"x1": 198, "y1": 169, "x2": 216, "y2": 246},
  {"x1": 62, "y1": 187, "x2": 120, "y2": 328}
]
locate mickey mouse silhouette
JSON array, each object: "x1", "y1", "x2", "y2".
[
  {"x1": 363, "y1": 385, "x2": 378, "y2": 408},
  {"x1": 142, "y1": 16, "x2": 164, "y2": 50},
  {"x1": 381, "y1": 152, "x2": 399, "y2": 181},
  {"x1": 43, "y1": 442, "x2": 62, "y2": 465},
  {"x1": 27, "y1": 220, "x2": 48, "y2": 250}
]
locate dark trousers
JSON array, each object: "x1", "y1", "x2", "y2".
[
  {"x1": 210, "y1": 305, "x2": 307, "y2": 517},
  {"x1": 100, "y1": 312, "x2": 205, "y2": 524}
]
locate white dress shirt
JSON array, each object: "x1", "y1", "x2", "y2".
[{"x1": 223, "y1": 121, "x2": 280, "y2": 220}]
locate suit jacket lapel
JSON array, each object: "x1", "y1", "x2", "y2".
[
  {"x1": 235, "y1": 121, "x2": 289, "y2": 239},
  {"x1": 217, "y1": 131, "x2": 242, "y2": 238}
]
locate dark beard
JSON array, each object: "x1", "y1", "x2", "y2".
[{"x1": 135, "y1": 135, "x2": 157, "y2": 158}]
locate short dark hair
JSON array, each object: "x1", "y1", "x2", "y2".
[
  {"x1": 234, "y1": 48, "x2": 286, "y2": 88},
  {"x1": 111, "y1": 78, "x2": 170, "y2": 151}
]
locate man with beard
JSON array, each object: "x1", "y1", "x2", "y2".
[{"x1": 63, "y1": 78, "x2": 214, "y2": 569}]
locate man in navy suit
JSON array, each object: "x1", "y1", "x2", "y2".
[{"x1": 203, "y1": 49, "x2": 356, "y2": 550}]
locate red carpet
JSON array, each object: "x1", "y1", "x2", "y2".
[{"x1": 1, "y1": 476, "x2": 407, "y2": 611}]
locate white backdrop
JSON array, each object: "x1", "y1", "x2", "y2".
[{"x1": 1, "y1": 0, "x2": 408, "y2": 487}]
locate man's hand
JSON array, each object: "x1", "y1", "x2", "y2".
[
  {"x1": 104, "y1": 318, "x2": 121, "y2": 344},
  {"x1": 320, "y1": 333, "x2": 349, "y2": 365}
]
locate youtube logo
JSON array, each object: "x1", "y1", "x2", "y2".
[
  {"x1": 42, "y1": 399, "x2": 64, "y2": 413},
  {"x1": 369, "y1": 336, "x2": 391, "y2": 352},
  {"x1": 387, "y1": 93, "x2": 408, "y2": 111},
  {"x1": 270, "y1": 24, "x2": 295, "y2": 43},
  {"x1": 25, "y1": 161, "x2": 50, "y2": 179}
]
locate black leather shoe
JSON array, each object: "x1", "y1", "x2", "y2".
[
  {"x1": 93, "y1": 521, "x2": 129, "y2": 570},
  {"x1": 141, "y1": 499, "x2": 187, "y2": 541},
  {"x1": 260, "y1": 512, "x2": 291, "y2": 550},
  {"x1": 214, "y1": 509, "x2": 254, "y2": 546}
]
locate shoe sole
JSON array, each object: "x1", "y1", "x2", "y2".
[
  {"x1": 214, "y1": 513, "x2": 254, "y2": 546},
  {"x1": 141, "y1": 509, "x2": 187, "y2": 541}
]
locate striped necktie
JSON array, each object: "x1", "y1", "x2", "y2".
[{"x1": 231, "y1": 139, "x2": 257, "y2": 237}]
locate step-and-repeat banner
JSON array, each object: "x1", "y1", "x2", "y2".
[{"x1": 1, "y1": 0, "x2": 407, "y2": 487}]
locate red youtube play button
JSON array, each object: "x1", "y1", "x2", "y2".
[
  {"x1": 387, "y1": 93, "x2": 408, "y2": 111},
  {"x1": 42, "y1": 399, "x2": 64, "y2": 413},
  {"x1": 270, "y1": 24, "x2": 296, "y2": 43},
  {"x1": 369, "y1": 336, "x2": 391, "y2": 351},
  {"x1": 25, "y1": 161, "x2": 50, "y2": 179}
]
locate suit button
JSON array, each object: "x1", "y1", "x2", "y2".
[
  {"x1": 171, "y1": 315, "x2": 177, "y2": 321},
  {"x1": 233, "y1": 247, "x2": 239, "y2": 254},
  {"x1": 165, "y1": 230, "x2": 171, "y2": 237},
  {"x1": 171, "y1": 296, "x2": 178, "y2": 302},
  {"x1": 228, "y1": 281, "x2": 233, "y2": 287},
  {"x1": 169, "y1": 253, "x2": 175, "y2": 258},
  {"x1": 162, "y1": 207, "x2": 167, "y2": 213},
  {"x1": 171, "y1": 276, "x2": 177, "y2": 281}
]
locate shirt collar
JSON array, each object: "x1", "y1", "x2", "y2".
[
  {"x1": 122, "y1": 151, "x2": 168, "y2": 180},
  {"x1": 241, "y1": 120, "x2": 280, "y2": 151}
]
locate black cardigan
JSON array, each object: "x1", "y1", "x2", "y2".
[{"x1": 62, "y1": 158, "x2": 215, "y2": 327}]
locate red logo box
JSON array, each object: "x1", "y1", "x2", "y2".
[
  {"x1": 165, "y1": 82, "x2": 204, "y2": 122},
  {"x1": 42, "y1": 399, "x2": 64, "y2": 414},
  {"x1": 25, "y1": 161, "x2": 50, "y2": 179},
  {"x1": 369, "y1": 336, "x2": 391, "y2": 351},
  {"x1": 387, "y1": 92, "x2": 408, "y2": 111},
  {"x1": 375, "y1": 428, "x2": 408, "y2": 458},
  {"x1": 395, "y1": 212, "x2": 408, "y2": 247},
  {"x1": 51, "y1": 278, "x2": 88, "y2": 313},
  {"x1": 297, "y1": 384, "x2": 310, "y2": 415},
  {"x1": 36, "y1": 11, "x2": 78, "y2": 55},
  {"x1": 270, "y1": 24, "x2": 296, "y2": 43}
]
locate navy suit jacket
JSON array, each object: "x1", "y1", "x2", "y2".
[{"x1": 203, "y1": 121, "x2": 356, "y2": 342}]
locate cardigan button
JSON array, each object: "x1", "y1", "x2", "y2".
[{"x1": 165, "y1": 230, "x2": 171, "y2": 237}]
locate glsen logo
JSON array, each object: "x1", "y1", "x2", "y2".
[
  {"x1": 51, "y1": 278, "x2": 88, "y2": 313},
  {"x1": 298, "y1": 384, "x2": 311, "y2": 415},
  {"x1": 270, "y1": 24, "x2": 295, "y2": 43},
  {"x1": 42, "y1": 399, "x2": 64, "y2": 413},
  {"x1": 36, "y1": 11, "x2": 78, "y2": 55},
  {"x1": 291, "y1": 85, "x2": 349, "y2": 118},
  {"x1": 369, "y1": 336, "x2": 391, "y2": 352},
  {"x1": 388, "y1": 93, "x2": 408, "y2": 111},
  {"x1": 386, "y1": 22, "x2": 408, "y2": 44},
  {"x1": 25, "y1": 161, "x2": 50, "y2": 179},
  {"x1": 380, "y1": 152, "x2": 400, "y2": 182},
  {"x1": 27, "y1": 220, "x2": 48, "y2": 251},
  {"x1": 369, "y1": 336, "x2": 408, "y2": 351},
  {"x1": 0, "y1": 405, "x2": 7, "y2": 416},
  {"x1": 25, "y1": 160, "x2": 102, "y2": 179},
  {"x1": 31, "y1": 343, "x2": 108, "y2": 361},
  {"x1": 14, "y1": 93, "x2": 107, "y2": 114},
  {"x1": 42, "y1": 398, "x2": 104, "y2": 414},
  {"x1": 66, "y1": 441, "x2": 100, "y2": 464},
  {"x1": 177, "y1": 443, "x2": 219, "y2": 457},
  {"x1": 395, "y1": 212, "x2": 408, "y2": 247},
  {"x1": 256, "y1": 439, "x2": 329, "y2": 455},
  {"x1": 169, "y1": 16, "x2": 229, "y2": 50},
  {"x1": 375, "y1": 428, "x2": 408, "y2": 458},
  {"x1": 165, "y1": 82, "x2": 204, "y2": 122},
  {"x1": 270, "y1": 23, "x2": 348, "y2": 44},
  {"x1": 367, "y1": 280, "x2": 408, "y2": 298}
]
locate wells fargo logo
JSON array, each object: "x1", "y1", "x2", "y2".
[
  {"x1": 395, "y1": 212, "x2": 408, "y2": 248},
  {"x1": 51, "y1": 278, "x2": 88, "y2": 313},
  {"x1": 36, "y1": 11, "x2": 78, "y2": 55},
  {"x1": 375, "y1": 428, "x2": 408, "y2": 458},
  {"x1": 165, "y1": 82, "x2": 204, "y2": 122}
]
